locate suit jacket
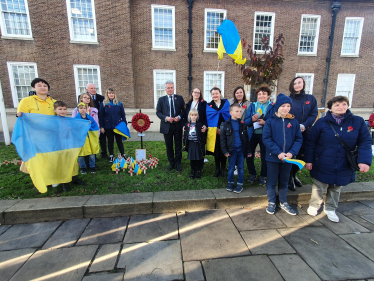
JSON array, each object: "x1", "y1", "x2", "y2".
[
  {"x1": 156, "y1": 94, "x2": 185, "y2": 134},
  {"x1": 78, "y1": 92, "x2": 104, "y2": 110}
]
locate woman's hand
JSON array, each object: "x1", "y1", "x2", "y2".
[
  {"x1": 225, "y1": 153, "x2": 230, "y2": 157},
  {"x1": 306, "y1": 163, "x2": 313, "y2": 171},
  {"x1": 300, "y1": 124, "x2": 305, "y2": 132},
  {"x1": 217, "y1": 129, "x2": 220, "y2": 135},
  {"x1": 100, "y1": 128, "x2": 105, "y2": 134},
  {"x1": 252, "y1": 114, "x2": 259, "y2": 122},
  {"x1": 358, "y1": 163, "x2": 370, "y2": 173},
  {"x1": 247, "y1": 154, "x2": 252, "y2": 158},
  {"x1": 16, "y1": 112, "x2": 23, "y2": 117},
  {"x1": 278, "y1": 153, "x2": 287, "y2": 161},
  {"x1": 201, "y1": 125, "x2": 206, "y2": 133},
  {"x1": 257, "y1": 119, "x2": 265, "y2": 125}
]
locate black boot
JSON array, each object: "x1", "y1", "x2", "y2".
[
  {"x1": 214, "y1": 162, "x2": 220, "y2": 177},
  {"x1": 288, "y1": 175, "x2": 296, "y2": 191},
  {"x1": 190, "y1": 169, "x2": 195, "y2": 179},
  {"x1": 294, "y1": 176, "x2": 302, "y2": 187},
  {"x1": 221, "y1": 166, "x2": 226, "y2": 178},
  {"x1": 195, "y1": 170, "x2": 201, "y2": 179}
]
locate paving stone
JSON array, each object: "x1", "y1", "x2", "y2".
[
  {"x1": 337, "y1": 201, "x2": 374, "y2": 215},
  {"x1": 42, "y1": 218, "x2": 90, "y2": 249},
  {"x1": 123, "y1": 213, "x2": 178, "y2": 243},
  {"x1": 362, "y1": 214, "x2": 374, "y2": 225},
  {"x1": 241, "y1": 229, "x2": 296, "y2": 255},
  {"x1": 347, "y1": 215, "x2": 374, "y2": 231},
  {"x1": 275, "y1": 211, "x2": 309, "y2": 228},
  {"x1": 211, "y1": 187, "x2": 268, "y2": 209},
  {"x1": 118, "y1": 240, "x2": 183, "y2": 281},
  {"x1": 203, "y1": 255, "x2": 283, "y2": 281},
  {"x1": 184, "y1": 261, "x2": 204, "y2": 281},
  {"x1": 278, "y1": 227, "x2": 374, "y2": 280},
  {"x1": 227, "y1": 208, "x2": 286, "y2": 231},
  {"x1": 4, "y1": 196, "x2": 89, "y2": 224},
  {"x1": 299, "y1": 215, "x2": 323, "y2": 226},
  {"x1": 82, "y1": 273, "x2": 125, "y2": 281},
  {"x1": 340, "y1": 233, "x2": 374, "y2": 262},
  {"x1": 153, "y1": 190, "x2": 215, "y2": 213},
  {"x1": 178, "y1": 209, "x2": 250, "y2": 261},
  {"x1": 0, "y1": 221, "x2": 61, "y2": 251},
  {"x1": 77, "y1": 217, "x2": 128, "y2": 245},
  {"x1": 269, "y1": 254, "x2": 321, "y2": 281},
  {"x1": 0, "y1": 248, "x2": 35, "y2": 281},
  {"x1": 0, "y1": 225, "x2": 11, "y2": 236},
  {"x1": 90, "y1": 243, "x2": 121, "y2": 272},
  {"x1": 84, "y1": 193, "x2": 153, "y2": 218},
  {"x1": 359, "y1": 199, "x2": 374, "y2": 209},
  {"x1": 0, "y1": 200, "x2": 19, "y2": 224},
  {"x1": 315, "y1": 211, "x2": 370, "y2": 234},
  {"x1": 10, "y1": 245, "x2": 98, "y2": 281}
]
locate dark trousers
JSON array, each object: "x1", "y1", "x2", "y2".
[
  {"x1": 106, "y1": 129, "x2": 124, "y2": 156},
  {"x1": 164, "y1": 123, "x2": 182, "y2": 165},
  {"x1": 99, "y1": 132, "x2": 107, "y2": 156},
  {"x1": 190, "y1": 160, "x2": 203, "y2": 171},
  {"x1": 246, "y1": 133, "x2": 267, "y2": 177},
  {"x1": 214, "y1": 134, "x2": 227, "y2": 169},
  {"x1": 267, "y1": 161, "x2": 292, "y2": 204}
]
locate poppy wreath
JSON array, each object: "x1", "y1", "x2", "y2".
[{"x1": 131, "y1": 113, "x2": 151, "y2": 132}]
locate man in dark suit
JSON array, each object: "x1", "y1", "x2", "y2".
[{"x1": 156, "y1": 81, "x2": 185, "y2": 171}]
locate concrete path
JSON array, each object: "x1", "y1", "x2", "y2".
[{"x1": 2, "y1": 200, "x2": 374, "y2": 280}]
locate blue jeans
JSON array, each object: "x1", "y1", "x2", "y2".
[
  {"x1": 78, "y1": 155, "x2": 95, "y2": 168},
  {"x1": 266, "y1": 161, "x2": 292, "y2": 204},
  {"x1": 228, "y1": 147, "x2": 244, "y2": 185}
]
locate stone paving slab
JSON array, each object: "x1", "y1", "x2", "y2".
[
  {"x1": 362, "y1": 214, "x2": 374, "y2": 224},
  {"x1": 0, "y1": 248, "x2": 36, "y2": 281},
  {"x1": 4, "y1": 196, "x2": 90, "y2": 224},
  {"x1": 269, "y1": 254, "x2": 321, "y2": 281},
  {"x1": 82, "y1": 273, "x2": 125, "y2": 281},
  {"x1": 315, "y1": 211, "x2": 370, "y2": 234},
  {"x1": 340, "y1": 232, "x2": 374, "y2": 262},
  {"x1": 203, "y1": 255, "x2": 284, "y2": 281},
  {"x1": 299, "y1": 214, "x2": 323, "y2": 226},
  {"x1": 42, "y1": 218, "x2": 91, "y2": 249},
  {"x1": 184, "y1": 261, "x2": 204, "y2": 281},
  {"x1": 123, "y1": 213, "x2": 178, "y2": 243},
  {"x1": 359, "y1": 199, "x2": 374, "y2": 209},
  {"x1": 84, "y1": 193, "x2": 153, "y2": 218},
  {"x1": 0, "y1": 200, "x2": 19, "y2": 224},
  {"x1": 178, "y1": 209, "x2": 250, "y2": 261},
  {"x1": 211, "y1": 187, "x2": 268, "y2": 209},
  {"x1": 347, "y1": 215, "x2": 374, "y2": 231},
  {"x1": 0, "y1": 221, "x2": 61, "y2": 251},
  {"x1": 153, "y1": 190, "x2": 215, "y2": 213},
  {"x1": 77, "y1": 217, "x2": 128, "y2": 246},
  {"x1": 337, "y1": 201, "x2": 374, "y2": 215},
  {"x1": 241, "y1": 229, "x2": 296, "y2": 255},
  {"x1": 0, "y1": 225, "x2": 11, "y2": 236},
  {"x1": 10, "y1": 245, "x2": 98, "y2": 281},
  {"x1": 275, "y1": 210, "x2": 309, "y2": 228},
  {"x1": 227, "y1": 207, "x2": 286, "y2": 231},
  {"x1": 278, "y1": 227, "x2": 374, "y2": 280},
  {"x1": 118, "y1": 240, "x2": 183, "y2": 281},
  {"x1": 89, "y1": 243, "x2": 121, "y2": 272}
]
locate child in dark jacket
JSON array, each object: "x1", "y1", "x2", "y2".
[
  {"x1": 263, "y1": 93, "x2": 303, "y2": 215},
  {"x1": 220, "y1": 104, "x2": 252, "y2": 193},
  {"x1": 183, "y1": 109, "x2": 207, "y2": 179}
]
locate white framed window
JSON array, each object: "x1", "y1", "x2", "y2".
[
  {"x1": 341, "y1": 17, "x2": 364, "y2": 57},
  {"x1": 298, "y1": 15, "x2": 321, "y2": 55},
  {"x1": 253, "y1": 12, "x2": 275, "y2": 53},
  {"x1": 153, "y1": 69, "x2": 176, "y2": 108},
  {"x1": 66, "y1": 0, "x2": 98, "y2": 43},
  {"x1": 151, "y1": 4, "x2": 175, "y2": 50},
  {"x1": 203, "y1": 71, "x2": 225, "y2": 101},
  {"x1": 335, "y1": 74, "x2": 356, "y2": 107},
  {"x1": 204, "y1": 8, "x2": 226, "y2": 51},
  {"x1": 73, "y1": 64, "x2": 101, "y2": 99},
  {"x1": 0, "y1": 0, "x2": 32, "y2": 39},
  {"x1": 7, "y1": 62, "x2": 38, "y2": 107},
  {"x1": 296, "y1": 73, "x2": 314, "y2": 95}
]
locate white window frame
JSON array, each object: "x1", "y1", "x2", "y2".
[
  {"x1": 341, "y1": 17, "x2": 364, "y2": 57},
  {"x1": 296, "y1": 73, "x2": 315, "y2": 95},
  {"x1": 66, "y1": 0, "x2": 98, "y2": 44},
  {"x1": 298, "y1": 14, "x2": 321, "y2": 56},
  {"x1": 73, "y1": 64, "x2": 101, "y2": 99},
  {"x1": 7, "y1": 61, "x2": 38, "y2": 107},
  {"x1": 0, "y1": 0, "x2": 33, "y2": 39},
  {"x1": 253, "y1": 11, "x2": 275, "y2": 54},
  {"x1": 151, "y1": 4, "x2": 175, "y2": 51},
  {"x1": 335, "y1": 74, "x2": 356, "y2": 107},
  {"x1": 204, "y1": 8, "x2": 226, "y2": 52},
  {"x1": 203, "y1": 71, "x2": 225, "y2": 101},
  {"x1": 153, "y1": 69, "x2": 176, "y2": 108}
]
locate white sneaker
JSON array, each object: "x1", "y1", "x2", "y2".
[
  {"x1": 307, "y1": 206, "x2": 319, "y2": 216},
  {"x1": 324, "y1": 209, "x2": 339, "y2": 222}
]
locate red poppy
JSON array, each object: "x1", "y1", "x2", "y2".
[
  {"x1": 209, "y1": 105, "x2": 212, "y2": 107},
  {"x1": 148, "y1": 154, "x2": 152, "y2": 158},
  {"x1": 187, "y1": 123, "x2": 190, "y2": 127},
  {"x1": 201, "y1": 100, "x2": 204, "y2": 102},
  {"x1": 108, "y1": 105, "x2": 111, "y2": 108},
  {"x1": 19, "y1": 161, "x2": 22, "y2": 165},
  {"x1": 348, "y1": 126, "x2": 353, "y2": 132},
  {"x1": 305, "y1": 101, "x2": 310, "y2": 105},
  {"x1": 287, "y1": 123, "x2": 292, "y2": 128},
  {"x1": 241, "y1": 121, "x2": 244, "y2": 123},
  {"x1": 271, "y1": 102, "x2": 275, "y2": 105},
  {"x1": 174, "y1": 97, "x2": 177, "y2": 100},
  {"x1": 242, "y1": 105, "x2": 247, "y2": 109}
]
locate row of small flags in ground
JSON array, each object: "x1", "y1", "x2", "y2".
[{"x1": 111, "y1": 155, "x2": 159, "y2": 176}]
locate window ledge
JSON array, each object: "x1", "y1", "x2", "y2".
[
  {"x1": 203, "y1": 49, "x2": 218, "y2": 53},
  {"x1": 297, "y1": 53, "x2": 317, "y2": 57},
  {"x1": 70, "y1": 40, "x2": 99, "y2": 45},
  {"x1": 151, "y1": 48, "x2": 176, "y2": 51},
  {"x1": 340, "y1": 54, "x2": 359, "y2": 58},
  {"x1": 1, "y1": 36, "x2": 34, "y2": 40}
]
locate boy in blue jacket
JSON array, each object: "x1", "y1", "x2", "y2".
[{"x1": 263, "y1": 94, "x2": 303, "y2": 215}]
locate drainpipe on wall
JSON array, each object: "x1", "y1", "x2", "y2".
[
  {"x1": 187, "y1": 0, "x2": 194, "y2": 95},
  {"x1": 321, "y1": 1, "x2": 341, "y2": 110}
]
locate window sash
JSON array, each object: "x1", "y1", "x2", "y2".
[
  {"x1": 253, "y1": 12, "x2": 275, "y2": 52},
  {"x1": 0, "y1": 0, "x2": 32, "y2": 37},
  {"x1": 341, "y1": 18, "x2": 363, "y2": 56},
  {"x1": 203, "y1": 71, "x2": 225, "y2": 101},
  {"x1": 67, "y1": 0, "x2": 97, "y2": 42},
  {"x1": 298, "y1": 15, "x2": 320, "y2": 54},
  {"x1": 73, "y1": 65, "x2": 101, "y2": 98},
  {"x1": 204, "y1": 9, "x2": 226, "y2": 50},
  {"x1": 152, "y1": 5, "x2": 175, "y2": 49},
  {"x1": 153, "y1": 70, "x2": 176, "y2": 108}
]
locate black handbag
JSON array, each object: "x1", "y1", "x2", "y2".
[{"x1": 327, "y1": 120, "x2": 360, "y2": 171}]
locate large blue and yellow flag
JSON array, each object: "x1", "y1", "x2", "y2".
[
  {"x1": 75, "y1": 114, "x2": 100, "y2": 156},
  {"x1": 217, "y1": 20, "x2": 246, "y2": 65},
  {"x1": 206, "y1": 99, "x2": 231, "y2": 153},
  {"x1": 114, "y1": 121, "x2": 131, "y2": 141},
  {"x1": 11, "y1": 113, "x2": 91, "y2": 193}
]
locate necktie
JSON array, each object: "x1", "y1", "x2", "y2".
[{"x1": 170, "y1": 95, "x2": 175, "y2": 118}]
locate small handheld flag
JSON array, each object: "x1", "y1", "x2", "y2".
[{"x1": 284, "y1": 158, "x2": 306, "y2": 170}]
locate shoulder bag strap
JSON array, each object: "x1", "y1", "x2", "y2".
[{"x1": 327, "y1": 120, "x2": 353, "y2": 152}]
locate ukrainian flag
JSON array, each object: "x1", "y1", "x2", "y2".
[
  {"x1": 284, "y1": 158, "x2": 306, "y2": 170},
  {"x1": 11, "y1": 113, "x2": 91, "y2": 193},
  {"x1": 75, "y1": 114, "x2": 100, "y2": 156},
  {"x1": 114, "y1": 121, "x2": 131, "y2": 141},
  {"x1": 217, "y1": 20, "x2": 246, "y2": 65}
]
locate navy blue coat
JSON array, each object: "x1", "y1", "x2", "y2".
[
  {"x1": 304, "y1": 110, "x2": 372, "y2": 186},
  {"x1": 289, "y1": 91, "x2": 318, "y2": 129},
  {"x1": 98, "y1": 101, "x2": 127, "y2": 130},
  {"x1": 263, "y1": 114, "x2": 303, "y2": 163},
  {"x1": 183, "y1": 100, "x2": 207, "y2": 128}
]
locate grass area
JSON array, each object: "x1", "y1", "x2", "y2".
[{"x1": 1, "y1": 141, "x2": 373, "y2": 200}]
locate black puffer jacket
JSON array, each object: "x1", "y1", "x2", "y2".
[
  {"x1": 183, "y1": 121, "x2": 207, "y2": 155},
  {"x1": 220, "y1": 117, "x2": 251, "y2": 156}
]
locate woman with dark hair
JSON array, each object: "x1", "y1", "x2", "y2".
[
  {"x1": 228, "y1": 86, "x2": 251, "y2": 121},
  {"x1": 305, "y1": 96, "x2": 372, "y2": 222},
  {"x1": 72, "y1": 93, "x2": 99, "y2": 127},
  {"x1": 183, "y1": 88, "x2": 207, "y2": 128},
  {"x1": 244, "y1": 85, "x2": 276, "y2": 186},
  {"x1": 288, "y1": 76, "x2": 318, "y2": 191}
]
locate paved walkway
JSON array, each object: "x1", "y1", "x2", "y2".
[{"x1": 1, "y1": 200, "x2": 374, "y2": 281}]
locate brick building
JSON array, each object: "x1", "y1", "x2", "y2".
[{"x1": 0, "y1": 0, "x2": 373, "y2": 131}]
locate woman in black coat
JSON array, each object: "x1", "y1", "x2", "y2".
[{"x1": 183, "y1": 88, "x2": 207, "y2": 128}]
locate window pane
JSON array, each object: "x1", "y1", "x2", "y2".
[
  {"x1": 204, "y1": 73, "x2": 223, "y2": 100},
  {"x1": 205, "y1": 11, "x2": 225, "y2": 49},
  {"x1": 342, "y1": 19, "x2": 361, "y2": 54},
  {"x1": 11, "y1": 64, "x2": 36, "y2": 102},
  {"x1": 153, "y1": 7, "x2": 174, "y2": 48},
  {"x1": 76, "y1": 66, "x2": 100, "y2": 95},
  {"x1": 254, "y1": 14, "x2": 273, "y2": 51},
  {"x1": 299, "y1": 17, "x2": 319, "y2": 53},
  {"x1": 155, "y1": 71, "x2": 174, "y2": 100},
  {"x1": 70, "y1": 0, "x2": 96, "y2": 41}
]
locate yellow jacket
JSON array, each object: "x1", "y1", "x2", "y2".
[{"x1": 17, "y1": 95, "x2": 56, "y2": 115}]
